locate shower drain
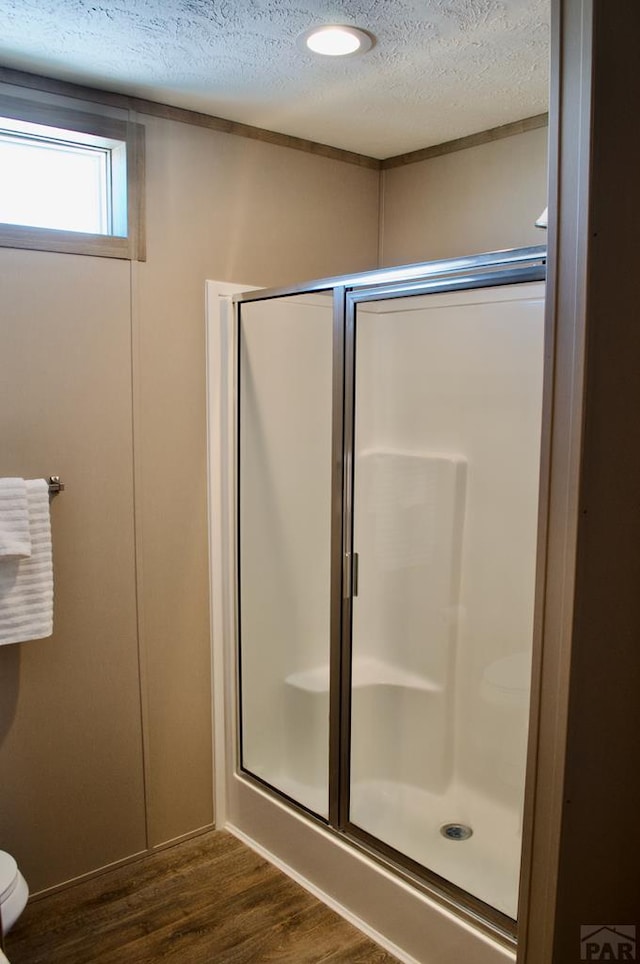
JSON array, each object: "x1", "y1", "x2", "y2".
[{"x1": 440, "y1": 823, "x2": 473, "y2": 841}]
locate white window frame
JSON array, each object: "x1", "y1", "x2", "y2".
[{"x1": 0, "y1": 94, "x2": 145, "y2": 260}]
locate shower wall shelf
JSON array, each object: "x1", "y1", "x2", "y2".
[{"x1": 285, "y1": 658, "x2": 442, "y2": 693}]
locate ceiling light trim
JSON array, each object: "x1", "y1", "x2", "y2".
[{"x1": 298, "y1": 25, "x2": 375, "y2": 58}]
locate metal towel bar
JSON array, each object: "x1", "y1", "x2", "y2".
[{"x1": 47, "y1": 476, "x2": 65, "y2": 494}]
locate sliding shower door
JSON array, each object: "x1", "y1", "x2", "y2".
[
  {"x1": 238, "y1": 292, "x2": 334, "y2": 817},
  {"x1": 346, "y1": 282, "x2": 545, "y2": 919}
]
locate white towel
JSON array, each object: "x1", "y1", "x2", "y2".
[
  {"x1": 0, "y1": 477, "x2": 32, "y2": 558},
  {"x1": 0, "y1": 479, "x2": 54, "y2": 645}
]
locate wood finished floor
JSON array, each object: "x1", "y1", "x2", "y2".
[{"x1": 5, "y1": 830, "x2": 400, "y2": 963}]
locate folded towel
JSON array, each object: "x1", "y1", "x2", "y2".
[
  {"x1": 0, "y1": 479, "x2": 53, "y2": 645},
  {"x1": 0, "y1": 477, "x2": 32, "y2": 558}
]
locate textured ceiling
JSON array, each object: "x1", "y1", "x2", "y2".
[{"x1": 0, "y1": 0, "x2": 550, "y2": 158}]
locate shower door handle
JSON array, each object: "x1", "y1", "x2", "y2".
[{"x1": 344, "y1": 552, "x2": 359, "y2": 598}]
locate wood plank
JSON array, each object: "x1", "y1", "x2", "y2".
[
  {"x1": 88, "y1": 874, "x2": 315, "y2": 964},
  {"x1": 7, "y1": 834, "x2": 244, "y2": 941},
  {"x1": 6, "y1": 831, "x2": 400, "y2": 963}
]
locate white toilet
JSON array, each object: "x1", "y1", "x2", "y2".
[{"x1": 0, "y1": 851, "x2": 28, "y2": 962}]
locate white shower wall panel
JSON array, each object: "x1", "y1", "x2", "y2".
[
  {"x1": 350, "y1": 451, "x2": 466, "y2": 794},
  {"x1": 352, "y1": 284, "x2": 545, "y2": 810}
]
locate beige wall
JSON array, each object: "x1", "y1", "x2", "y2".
[
  {"x1": 380, "y1": 126, "x2": 548, "y2": 266},
  {"x1": 0, "y1": 96, "x2": 379, "y2": 893},
  {"x1": 0, "y1": 252, "x2": 147, "y2": 891},
  {"x1": 134, "y1": 115, "x2": 379, "y2": 848}
]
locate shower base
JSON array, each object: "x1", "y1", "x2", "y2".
[
  {"x1": 262, "y1": 769, "x2": 520, "y2": 919},
  {"x1": 350, "y1": 778, "x2": 521, "y2": 919}
]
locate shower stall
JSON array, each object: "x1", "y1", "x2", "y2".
[{"x1": 209, "y1": 245, "x2": 547, "y2": 960}]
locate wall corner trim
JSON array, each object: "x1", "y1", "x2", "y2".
[
  {"x1": 381, "y1": 114, "x2": 549, "y2": 170},
  {"x1": 0, "y1": 65, "x2": 381, "y2": 170},
  {"x1": 1, "y1": 65, "x2": 546, "y2": 173}
]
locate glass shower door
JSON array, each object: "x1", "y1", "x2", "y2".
[
  {"x1": 347, "y1": 282, "x2": 545, "y2": 919},
  {"x1": 238, "y1": 292, "x2": 334, "y2": 818}
]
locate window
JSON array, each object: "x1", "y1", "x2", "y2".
[{"x1": 0, "y1": 95, "x2": 145, "y2": 260}]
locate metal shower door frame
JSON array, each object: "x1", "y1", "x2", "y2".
[{"x1": 234, "y1": 246, "x2": 547, "y2": 946}]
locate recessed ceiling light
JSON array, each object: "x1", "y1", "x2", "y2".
[{"x1": 300, "y1": 25, "x2": 374, "y2": 58}]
